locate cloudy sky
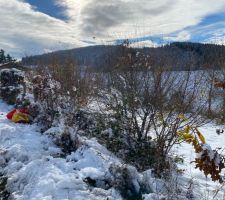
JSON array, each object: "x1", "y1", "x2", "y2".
[{"x1": 1, "y1": 0, "x2": 225, "y2": 57}]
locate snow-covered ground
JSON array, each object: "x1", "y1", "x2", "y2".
[
  {"x1": 0, "y1": 100, "x2": 169, "y2": 200},
  {"x1": 0, "y1": 100, "x2": 123, "y2": 200},
  {"x1": 1, "y1": 98, "x2": 225, "y2": 200},
  {"x1": 175, "y1": 125, "x2": 225, "y2": 200}
]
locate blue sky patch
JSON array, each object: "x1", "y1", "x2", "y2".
[{"x1": 26, "y1": 0, "x2": 68, "y2": 21}]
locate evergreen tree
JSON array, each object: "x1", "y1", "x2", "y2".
[
  {"x1": 6, "y1": 54, "x2": 12, "y2": 63},
  {"x1": 0, "y1": 49, "x2": 6, "y2": 64},
  {"x1": 0, "y1": 49, "x2": 15, "y2": 64}
]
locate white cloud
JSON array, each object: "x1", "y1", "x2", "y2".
[
  {"x1": 0, "y1": 0, "x2": 86, "y2": 57},
  {"x1": 1, "y1": 0, "x2": 225, "y2": 57},
  {"x1": 164, "y1": 31, "x2": 191, "y2": 42},
  {"x1": 129, "y1": 40, "x2": 159, "y2": 48},
  {"x1": 57, "y1": 0, "x2": 225, "y2": 38},
  {"x1": 204, "y1": 33, "x2": 225, "y2": 45}
]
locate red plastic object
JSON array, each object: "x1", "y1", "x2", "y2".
[
  {"x1": 6, "y1": 109, "x2": 16, "y2": 120},
  {"x1": 6, "y1": 109, "x2": 29, "y2": 120}
]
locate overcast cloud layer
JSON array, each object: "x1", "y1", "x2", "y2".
[{"x1": 1, "y1": 0, "x2": 225, "y2": 57}]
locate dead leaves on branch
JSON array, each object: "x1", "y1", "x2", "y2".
[{"x1": 177, "y1": 125, "x2": 225, "y2": 183}]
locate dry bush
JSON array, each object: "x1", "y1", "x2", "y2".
[
  {"x1": 93, "y1": 44, "x2": 208, "y2": 174},
  {"x1": 23, "y1": 43, "x2": 210, "y2": 176},
  {"x1": 0, "y1": 68, "x2": 25, "y2": 105},
  {"x1": 25, "y1": 58, "x2": 98, "y2": 131}
]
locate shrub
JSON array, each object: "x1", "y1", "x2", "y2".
[
  {"x1": 93, "y1": 49, "x2": 207, "y2": 174},
  {"x1": 0, "y1": 68, "x2": 25, "y2": 105}
]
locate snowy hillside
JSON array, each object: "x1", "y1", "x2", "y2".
[
  {"x1": 1, "y1": 97, "x2": 225, "y2": 200},
  {"x1": 0, "y1": 100, "x2": 171, "y2": 200},
  {"x1": 0, "y1": 100, "x2": 122, "y2": 200}
]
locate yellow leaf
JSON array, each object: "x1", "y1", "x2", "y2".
[
  {"x1": 196, "y1": 128, "x2": 206, "y2": 144},
  {"x1": 183, "y1": 133, "x2": 193, "y2": 140},
  {"x1": 177, "y1": 114, "x2": 188, "y2": 121},
  {"x1": 177, "y1": 132, "x2": 183, "y2": 137},
  {"x1": 177, "y1": 128, "x2": 194, "y2": 143},
  {"x1": 184, "y1": 125, "x2": 190, "y2": 134},
  {"x1": 184, "y1": 134, "x2": 194, "y2": 143}
]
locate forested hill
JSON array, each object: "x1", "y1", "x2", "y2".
[{"x1": 21, "y1": 42, "x2": 225, "y2": 71}]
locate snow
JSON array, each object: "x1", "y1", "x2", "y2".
[
  {"x1": 0, "y1": 100, "x2": 122, "y2": 200},
  {"x1": 0, "y1": 68, "x2": 24, "y2": 77},
  {"x1": 175, "y1": 124, "x2": 225, "y2": 199},
  {"x1": 2, "y1": 96, "x2": 225, "y2": 199},
  {"x1": 143, "y1": 193, "x2": 165, "y2": 200}
]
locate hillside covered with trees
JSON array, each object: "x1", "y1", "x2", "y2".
[{"x1": 22, "y1": 42, "x2": 225, "y2": 71}]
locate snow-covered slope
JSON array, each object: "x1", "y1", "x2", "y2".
[
  {"x1": 0, "y1": 100, "x2": 123, "y2": 200},
  {"x1": 2, "y1": 98, "x2": 224, "y2": 200}
]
